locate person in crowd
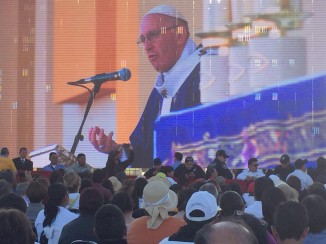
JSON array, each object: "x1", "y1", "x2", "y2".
[
  {"x1": 127, "y1": 180, "x2": 185, "y2": 244},
  {"x1": 308, "y1": 156, "x2": 326, "y2": 182},
  {"x1": 94, "y1": 204, "x2": 128, "y2": 244},
  {"x1": 0, "y1": 179, "x2": 11, "y2": 198},
  {"x1": 171, "y1": 152, "x2": 183, "y2": 170},
  {"x1": 144, "y1": 158, "x2": 165, "y2": 179},
  {"x1": 58, "y1": 187, "x2": 104, "y2": 244},
  {"x1": 102, "y1": 178, "x2": 115, "y2": 195},
  {"x1": 261, "y1": 187, "x2": 286, "y2": 234},
  {"x1": 12, "y1": 147, "x2": 33, "y2": 181},
  {"x1": 208, "y1": 149, "x2": 233, "y2": 179},
  {"x1": 194, "y1": 221, "x2": 258, "y2": 244},
  {"x1": 273, "y1": 154, "x2": 295, "y2": 181},
  {"x1": 67, "y1": 153, "x2": 93, "y2": 175},
  {"x1": 237, "y1": 158, "x2": 265, "y2": 182},
  {"x1": 174, "y1": 188, "x2": 196, "y2": 219},
  {"x1": 108, "y1": 176, "x2": 122, "y2": 193},
  {"x1": 161, "y1": 166, "x2": 177, "y2": 186},
  {"x1": 131, "y1": 177, "x2": 148, "y2": 211},
  {"x1": 286, "y1": 159, "x2": 313, "y2": 190},
  {"x1": 80, "y1": 178, "x2": 94, "y2": 193},
  {"x1": 307, "y1": 182, "x2": 326, "y2": 201},
  {"x1": 105, "y1": 144, "x2": 134, "y2": 178},
  {"x1": 91, "y1": 169, "x2": 112, "y2": 204},
  {"x1": 111, "y1": 191, "x2": 135, "y2": 231},
  {"x1": 199, "y1": 183, "x2": 219, "y2": 204},
  {"x1": 205, "y1": 166, "x2": 218, "y2": 181},
  {"x1": 26, "y1": 180, "x2": 47, "y2": 223},
  {"x1": 160, "y1": 191, "x2": 218, "y2": 243},
  {"x1": 277, "y1": 182, "x2": 299, "y2": 202},
  {"x1": 89, "y1": 4, "x2": 203, "y2": 167},
  {"x1": 286, "y1": 175, "x2": 302, "y2": 192},
  {"x1": 301, "y1": 195, "x2": 326, "y2": 244},
  {"x1": 63, "y1": 171, "x2": 81, "y2": 212},
  {"x1": 0, "y1": 208, "x2": 36, "y2": 244},
  {"x1": 16, "y1": 181, "x2": 30, "y2": 206},
  {"x1": 0, "y1": 192, "x2": 27, "y2": 213},
  {"x1": 174, "y1": 156, "x2": 206, "y2": 187},
  {"x1": 119, "y1": 178, "x2": 135, "y2": 196},
  {"x1": 43, "y1": 152, "x2": 65, "y2": 172},
  {"x1": 272, "y1": 201, "x2": 309, "y2": 244},
  {"x1": 35, "y1": 183, "x2": 78, "y2": 243},
  {"x1": 218, "y1": 191, "x2": 245, "y2": 217},
  {"x1": 0, "y1": 148, "x2": 17, "y2": 177},
  {"x1": 245, "y1": 176, "x2": 274, "y2": 219}
]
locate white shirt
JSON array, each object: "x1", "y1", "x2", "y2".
[
  {"x1": 286, "y1": 169, "x2": 313, "y2": 190},
  {"x1": 35, "y1": 206, "x2": 78, "y2": 244},
  {"x1": 245, "y1": 201, "x2": 263, "y2": 219},
  {"x1": 155, "y1": 38, "x2": 201, "y2": 115},
  {"x1": 236, "y1": 169, "x2": 265, "y2": 181}
]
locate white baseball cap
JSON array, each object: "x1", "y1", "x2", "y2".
[{"x1": 186, "y1": 191, "x2": 218, "y2": 221}]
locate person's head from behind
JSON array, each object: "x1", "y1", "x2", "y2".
[
  {"x1": 286, "y1": 175, "x2": 301, "y2": 192},
  {"x1": 0, "y1": 192, "x2": 27, "y2": 213},
  {"x1": 80, "y1": 178, "x2": 94, "y2": 193},
  {"x1": 19, "y1": 147, "x2": 28, "y2": 159},
  {"x1": 205, "y1": 166, "x2": 218, "y2": 180},
  {"x1": 185, "y1": 191, "x2": 218, "y2": 225},
  {"x1": 79, "y1": 187, "x2": 103, "y2": 215},
  {"x1": 194, "y1": 221, "x2": 258, "y2": 244},
  {"x1": 316, "y1": 156, "x2": 326, "y2": 171},
  {"x1": 262, "y1": 187, "x2": 286, "y2": 226},
  {"x1": 177, "y1": 188, "x2": 196, "y2": 212},
  {"x1": 49, "y1": 152, "x2": 58, "y2": 165},
  {"x1": 0, "y1": 179, "x2": 11, "y2": 198},
  {"x1": 301, "y1": 194, "x2": 326, "y2": 234},
  {"x1": 199, "y1": 183, "x2": 218, "y2": 201},
  {"x1": 63, "y1": 171, "x2": 81, "y2": 193},
  {"x1": 0, "y1": 169, "x2": 14, "y2": 185},
  {"x1": 92, "y1": 169, "x2": 105, "y2": 184},
  {"x1": 49, "y1": 170, "x2": 64, "y2": 185},
  {"x1": 0, "y1": 147, "x2": 9, "y2": 157},
  {"x1": 111, "y1": 191, "x2": 134, "y2": 213},
  {"x1": 139, "y1": 5, "x2": 190, "y2": 73},
  {"x1": 0, "y1": 208, "x2": 35, "y2": 244},
  {"x1": 174, "y1": 152, "x2": 183, "y2": 162},
  {"x1": 307, "y1": 182, "x2": 326, "y2": 200},
  {"x1": 161, "y1": 166, "x2": 174, "y2": 178},
  {"x1": 272, "y1": 201, "x2": 309, "y2": 243},
  {"x1": 219, "y1": 191, "x2": 245, "y2": 217},
  {"x1": 248, "y1": 158, "x2": 259, "y2": 172},
  {"x1": 94, "y1": 204, "x2": 126, "y2": 242},
  {"x1": 77, "y1": 153, "x2": 86, "y2": 167},
  {"x1": 26, "y1": 180, "x2": 47, "y2": 203},
  {"x1": 254, "y1": 176, "x2": 274, "y2": 201}
]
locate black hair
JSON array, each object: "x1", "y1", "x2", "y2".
[
  {"x1": 49, "y1": 152, "x2": 57, "y2": 160},
  {"x1": 301, "y1": 194, "x2": 326, "y2": 233},
  {"x1": 19, "y1": 147, "x2": 27, "y2": 153},
  {"x1": 77, "y1": 153, "x2": 85, "y2": 158},
  {"x1": 0, "y1": 193, "x2": 27, "y2": 213},
  {"x1": 254, "y1": 177, "x2": 274, "y2": 201},
  {"x1": 111, "y1": 191, "x2": 134, "y2": 213},
  {"x1": 261, "y1": 187, "x2": 286, "y2": 226},
  {"x1": 43, "y1": 183, "x2": 67, "y2": 227},
  {"x1": 174, "y1": 152, "x2": 183, "y2": 161},
  {"x1": 219, "y1": 191, "x2": 244, "y2": 217},
  {"x1": 131, "y1": 177, "x2": 147, "y2": 209},
  {"x1": 79, "y1": 187, "x2": 104, "y2": 215},
  {"x1": 177, "y1": 188, "x2": 196, "y2": 211},
  {"x1": 0, "y1": 147, "x2": 9, "y2": 156}
]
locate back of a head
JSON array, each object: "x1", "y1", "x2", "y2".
[
  {"x1": 0, "y1": 147, "x2": 9, "y2": 156},
  {"x1": 254, "y1": 177, "x2": 274, "y2": 201},
  {"x1": 63, "y1": 171, "x2": 81, "y2": 193},
  {"x1": 175, "y1": 152, "x2": 183, "y2": 161},
  {"x1": 286, "y1": 175, "x2": 301, "y2": 192},
  {"x1": 0, "y1": 179, "x2": 11, "y2": 198},
  {"x1": 301, "y1": 194, "x2": 326, "y2": 233},
  {"x1": 49, "y1": 170, "x2": 64, "y2": 185},
  {"x1": 92, "y1": 169, "x2": 105, "y2": 184},
  {"x1": 0, "y1": 208, "x2": 35, "y2": 244},
  {"x1": 111, "y1": 191, "x2": 134, "y2": 213},
  {"x1": 94, "y1": 204, "x2": 126, "y2": 242},
  {"x1": 0, "y1": 192, "x2": 27, "y2": 213},
  {"x1": 177, "y1": 188, "x2": 196, "y2": 211},
  {"x1": 273, "y1": 201, "x2": 308, "y2": 242},
  {"x1": 79, "y1": 187, "x2": 104, "y2": 215},
  {"x1": 262, "y1": 187, "x2": 286, "y2": 225},
  {"x1": 0, "y1": 169, "x2": 14, "y2": 185},
  {"x1": 219, "y1": 191, "x2": 244, "y2": 217},
  {"x1": 199, "y1": 183, "x2": 218, "y2": 200},
  {"x1": 26, "y1": 180, "x2": 47, "y2": 203},
  {"x1": 195, "y1": 221, "x2": 258, "y2": 244}
]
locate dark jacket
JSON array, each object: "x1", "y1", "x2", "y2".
[{"x1": 209, "y1": 159, "x2": 233, "y2": 179}]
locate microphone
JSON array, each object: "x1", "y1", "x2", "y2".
[{"x1": 68, "y1": 68, "x2": 131, "y2": 85}]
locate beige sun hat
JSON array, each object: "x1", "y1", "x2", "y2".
[
  {"x1": 142, "y1": 180, "x2": 178, "y2": 229},
  {"x1": 277, "y1": 183, "x2": 299, "y2": 202}
]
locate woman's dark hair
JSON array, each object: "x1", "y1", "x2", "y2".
[
  {"x1": 261, "y1": 187, "x2": 285, "y2": 226},
  {"x1": 43, "y1": 183, "x2": 67, "y2": 227},
  {"x1": 219, "y1": 191, "x2": 244, "y2": 217},
  {"x1": 131, "y1": 177, "x2": 147, "y2": 209},
  {"x1": 286, "y1": 175, "x2": 301, "y2": 192},
  {"x1": 0, "y1": 208, "x2": 35, "y2": 244},
  {"x1": 301, "y1": 194, "x2": 326, "y2": 233},
  {"x1": 102, "y1": 178, "x2": 114, "y2": 194},
  {"x1": 79, "y1": 187, "x2": 104, "y2": 215},
  {"x1": 0, "y1": 193, "x2": 27, "y2": 213},
  {"x1": 177, "y1": 188, "x2": 196, "y2": 211},
  {"x1": 92, "y1": 169, "x2": 105, "y2": 184},
  {"x1": 95, "y1": 204, "x2": 126, "y2": 241},
  {"x1": 49, "y1": 171, "x2": 64, "y2": 185},
  {"x1": 111, "y1": 191, "x2": 134, "y2": 213}
]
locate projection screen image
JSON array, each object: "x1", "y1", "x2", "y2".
[{"x1": 1, "y1": 0, "x2": 326, "y2": 170}]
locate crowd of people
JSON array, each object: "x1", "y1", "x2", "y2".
[{"x1": 1, "y1": 145, "x2": 326, "y2": 244}]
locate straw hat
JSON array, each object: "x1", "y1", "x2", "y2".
[{"x1": 142, "y1": 180, "x2": 178, "y2": 229}]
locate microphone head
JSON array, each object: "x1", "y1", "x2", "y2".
[{"x1": 119, "y1": 68, "x2": 131, "y2": 81}]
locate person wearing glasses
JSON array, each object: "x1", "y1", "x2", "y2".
[
  {"x1": 89, "y1": 4, "x2": 204, "y2": 166},
  {"x1": 236, "y1": 158, "x2": 265, "y2": 182}
]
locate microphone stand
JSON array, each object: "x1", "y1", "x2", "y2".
[{"x1": 70, "y1": 82, "x2": 102, "y2": 154}]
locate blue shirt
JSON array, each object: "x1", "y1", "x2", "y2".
[{"x1": 43, "y1": 163, "x2": 65, "y2": 171}]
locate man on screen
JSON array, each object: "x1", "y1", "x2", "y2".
[{"x1": 89, "y1": 5, "x2": 203, "y2": 166}]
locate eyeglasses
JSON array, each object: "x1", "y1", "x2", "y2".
[
  {"x1": 136, "y1": 25, "x2": 179, "y2": 46},
  {"x1": 253, "y1": 164, "x2": 259, "y2": 167}
]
